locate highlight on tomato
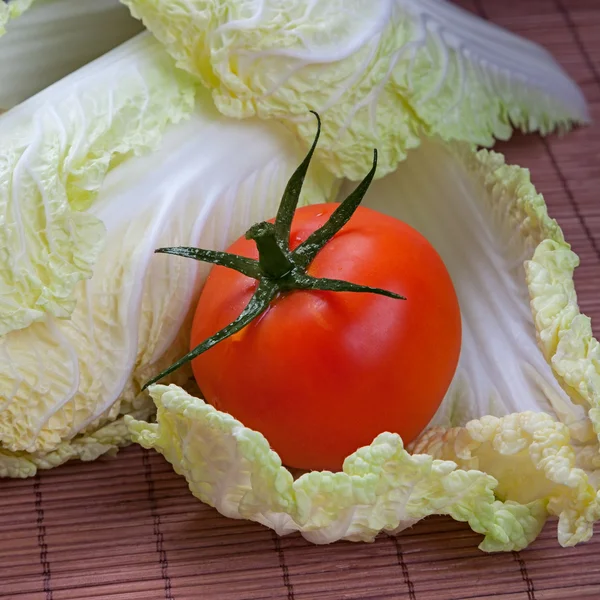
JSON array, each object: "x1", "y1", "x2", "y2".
[{"x1": 146, "y1": 113, "x2": 462, "y2": 472}]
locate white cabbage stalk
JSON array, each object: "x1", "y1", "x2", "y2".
[
  {"x1": 0, "y1": 33, "x2": 336, "y2": 476},
  {"x1": 122, "y1": 0, "x2": 589, "y2": 179},
  {"x1": 0, "y1": 0, "x2": 144, "y2": 110},
  {"x1": 128, "y1": 141, "x2": 600, "y2": 552}
]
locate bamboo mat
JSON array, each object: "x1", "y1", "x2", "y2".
[{"x1": 2, "y1": 1, "x2": 600, "y2": 599}]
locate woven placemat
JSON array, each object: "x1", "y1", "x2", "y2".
[{"x1": 2, "y1": 1, "x2": 600, "y2": 599}]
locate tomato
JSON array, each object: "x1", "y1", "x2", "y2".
[{"x1": 190, "y1": 203, "x2": 461, "y2": 471}]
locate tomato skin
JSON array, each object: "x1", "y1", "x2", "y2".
[{"x1": 190, "y1": 203, "x2": 461, "y2": 471}]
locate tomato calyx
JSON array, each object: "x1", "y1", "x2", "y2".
[
  {"x1": 245, "y1": 221, "x2": 294, "y2": 279},
  {"x1": 143, "y1": 113, "x2": 406, "y2": 391}
]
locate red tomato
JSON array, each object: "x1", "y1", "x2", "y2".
[{"x1": 190, "y1": 203, "x2": 461, "y2": 471}]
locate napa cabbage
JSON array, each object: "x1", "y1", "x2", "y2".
[
  {"x1": 2, "y1": 0, "x2": 599, "y2": 553},
  {"x1": 120, "y1": 0, "x2": 599, "y2": 550}
]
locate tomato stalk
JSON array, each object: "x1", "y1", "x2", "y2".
[
  {"x1": 143, "y1": 113, "x2": 405, "y2": 391},
  {"x1": 245, "y1": 222, "x2": 294, "y2": 279}
]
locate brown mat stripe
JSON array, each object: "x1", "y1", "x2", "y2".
[
  {"x1": 2, "y1": 1, "x2": 600, "y2": 599},
  {"x1": 33, "y1": 476, "x2": 52, "y2": 600},
  {"x1": 141, "y1": 449, "x2": 173, "y2": 600}
]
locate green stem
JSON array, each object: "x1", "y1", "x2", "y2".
[
  {"x1": 142, "y1": 280, "x2": 275, "y2": 390},
  {"x1": 273, "y1": 111, "x2": 321, "y2": 247},
  {"x1": 155, "y1": 247, "x2": 261, "y2": 279},
  {"x1": 245, "y1": 222, "x2": 294, "y2": 279},
  {"x1": 297, "y1": 274, "x2": 406, "y2": 300},
  {"x1": 293, "y1": 149, "x2": 378, "y2": 269}
]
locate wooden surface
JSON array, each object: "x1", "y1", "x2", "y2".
[{"x1": 2, "y1": 1, "x2": 600, "y2": 599}]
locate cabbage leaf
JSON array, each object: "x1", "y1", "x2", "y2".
[
  {"x1": 0, "y1": 33, "x2": 195, "y2": 336},
  {"x1": 123, "y1": 0, "x2": 589, "y2": 179}
]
